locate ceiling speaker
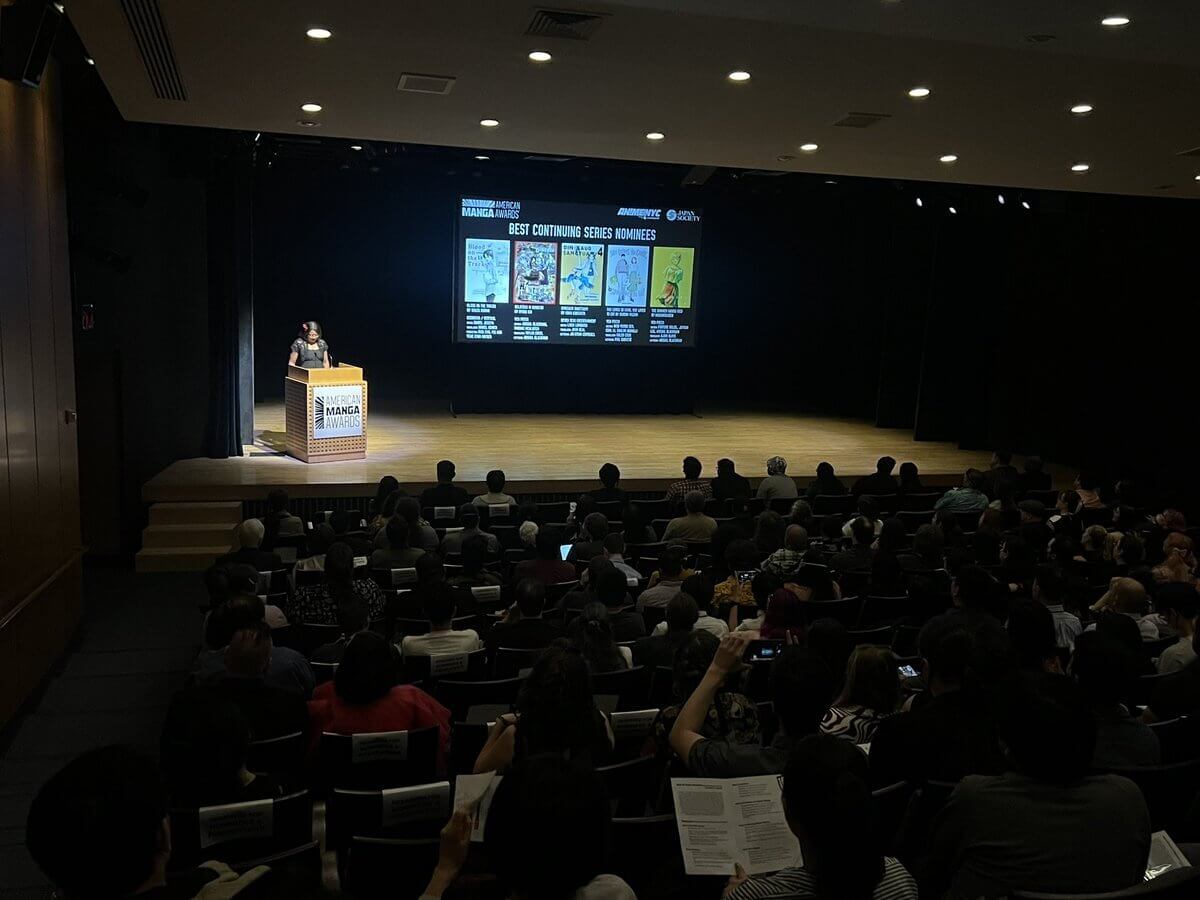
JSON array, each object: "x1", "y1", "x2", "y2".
[{"x1": 0, "y1": 1, "x2": 62, "y2": 88}]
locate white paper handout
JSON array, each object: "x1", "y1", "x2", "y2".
[
  {"x1": 455, "y1": 772, "x2": 504, "y2": 842},
  {"x1": 1145, "y1": 830, "x2": 1191, "y2": 881},
  {"x1": 671, "y1": 775, "x2": 803, "y2": 876}
]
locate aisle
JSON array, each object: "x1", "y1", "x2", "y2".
[{"x1": 0, "y1": 570, "x2": 203, "y2": 896}]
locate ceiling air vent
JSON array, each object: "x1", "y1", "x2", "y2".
[
  {"x1": 524, "y1": 8, "x2": 607, "y2": 40},
  {"x1": 397, "y1": 73, "x2": 456, "y2": 95},
  {"x1": 120, "y1": 0, "x2": 186, "y2": 101},
  {"x1": 834, "y1": 112, "x2": 891, "y2": 128},
  {"x1": 1177, "y1": 146, "x2": 1200, "y2": 157}
]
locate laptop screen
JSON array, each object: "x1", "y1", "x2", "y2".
[{"x1": 560, "y1": 544, "x2": 573, "y2": 561}]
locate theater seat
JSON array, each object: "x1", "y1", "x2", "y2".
[
  {"x1": 1010, "y1": 867, "x2": 1200, "y2": 900},
  {"x1": 320, "y1": 726, "x2": 440, "y2": 790},
  {"x1": 340, "y1": 835, "x2": 440, "y2": 899},
  {"x1": 169, "y1": 790, "x2": 314, "y2": 870}
]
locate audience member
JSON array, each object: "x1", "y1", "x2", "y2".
[
  {"x1": 571, "y1": 602, "x2": 632, "y2": 671},
  {"x1": 368, "y1": 516, "x2": 425, "y2": 570},
  {"x1": 831, "y1": 517, "x2": 876, "y2": 572},
  {"x1": 852, "y1": 456, "x2": 899, "y2": 497},
  {"x1": 399, "y1": 582, "x2": 482, "y2": 657},
  {"x1": 934, "y1": 469, "x2": 990, "y2": 513},
  {"x1": 671, "y1": 635, "x2": 835, "y2": 775},
  {"x1": 758, "y1": 587, "x2": 806, "y2": 642},
  {"x1": 486, "y1": 579, "x2": 561, "y2": 650},
  {"x1": 753, "y1": 509, "x2": 787, "y2": 556},
  {"x1": 1152, "y1": 532, "x2": 1198, "y2": 585},
  {"x1": 196, "y1": 594, "x2": 315, "y2": 697},
  {"x1": 805, "y1": 460, "x2": 848, "y2": 499},
  {"x1": 601, "y1": 532, "x2": 640, "y2": 585},
  {"x1": 328, "y1": 509, "x2": 371, "y2": 556},
  {"x1": 1155, "y1": 583, "x2": 1199, "y2": 673},
  {"x1": 637, "y1": 545, "x2": 688, "y2": 611},
  {"x1": 633, "y1": 591, "x2": 699, "y2": 667},
  {"x1": 308, "y1": 631, "x2": 451, "y2": 766},
  {"x1": 218, "y1": 519, "x2": 283, "y2": 571},
  {"x1": 475, "y1": 645, "x2": 614, "y2": 772},
  {"x1": 820, "y1": 646, "x2": 899, "y2": 743},
  {"x1": 440, "y1": 504, "x2": 500, "y2": 556},
  {"x1": 761, "y1": 525, "x2": 808, "y2": 576},
  {"x1": 711, "y1": 457, "x2": 752, "y2": 501},
  {"x1": 733, "y1": 571, "x2": 785, "y2": 633},
  {"x1": 662, "y1": 490, "x2": 718, "y2": 542},
  {"x1": 260, "y1": 487, "x2": 304, "y2": 549},
  {"x1": 517, "y1": 519, "x2": 539, "y2": 551},
  {"x1": 788, "y1": 498, "x2": 815, "y2": 530},
  {"x1": 1073, "y1": 631, "x2": 1161, "y2": 768},
  {"x1": 1032, "y1": 565, "x2": 1082, "y2": 651},
  {"x1": 204, "y1": 562, "x2": 286, "y2": 629},
  {"x1": 651, "y1": 573, "x2": 729, "y2": 639},
  {"x1": 368, "y1": 475, "x2": 401, "y2": 522},
  {"x1": 446, "y1": 534, "x2": 503, "y2": 589},
  {"x1": 567, "y1": 511, "x2": 609, "y2": 563},
  {"x1": 928, "y1": 674, "x2": 1150, "y2": 899},
  {"x1": 1016, "y1": 455, "x2": 1052, "y2": 493},
  {"x1": 1144, "y1": 631, "x2": 1200, "y2": 722},
  {"x1": 1089, "y1": 576, "x2": 1157, "y2": 638},
  {"x1": 807, "y1": 617, "x2": 854, "y2": 695},
  {"x1": 725, "y1": 735, "x2": 917, "y2": 900},
  {"x1": 897, "y1": 461, "x2": 924, "y2": 495},
  {"x1": 1017, "y1": 499, "x2": 1054, "y2": 555},
  {"x1": 295, "y1": 523, "x2": 335, "y2": 573},
  {"x1": 1007, "y1": 601, "x2": 1063, "y2": 674},
  {"x1": 311, "y1": 600, "x2": 369, "y2": 663},
  {"x1": 870, "y1": 517, "x2": 908, "y2": 594},
  {"x1": 984, "y1": 449, "x2": 1020, "y2": 498},
  {"x1": 757, "y1": 456, "x2": 798, "y2": 500},
  {"x1": 391, "y1": 496, "x2": 438, "y2": 552},
  {"x1": 620, "y1": 502, "x2": 657, "y2": 544},
  {"x1": 26, "y1": 746, "x2": 271, "y2": 899},
  {"x1": 514, "y1": 527, "x2": 577, "y2": 585},
  {"x1": 590, "y1": 462, "x2": 627, "y2": 503},
  {"x1": 472, "y1": 468, "x2": 517, "y2": 510},
  {"x1": 289, "y1": 541, "x2": 386, "y2": 625},
  {"x1": 1074, "y1": 472, "x2": 1107, "y2": 510},
  {"x1": 899, "y1": 523, "x2": 945, "y2": 573},
  {"x1": 713, "y1": 539, "x2": 761, "y2": 608},
  {"x1": 596, "y1": 566, "x2": 646, "y2": 641},
  {"x1": 664, "y1": 455, "x2": 712, "y2": 505},
  {"x1": 365, "y1": 487, "x2": 402, "y2": 540},
  {"x1": 420, "y1": 459, "x2": 471, "y2": 510}
]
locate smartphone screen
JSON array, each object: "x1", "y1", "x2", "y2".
[
  {"x1": 898, "y1": 664, "x2": 919, "y2": 678},
  {"x1": 559, "y1": 544, "x2": 573, "y2": 561}
]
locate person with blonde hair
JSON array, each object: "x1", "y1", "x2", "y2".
[
  {"x1": 820, "y1": 645, "x2": 900, "y2": 744},
  {"x1": 1090, "y1": 577, "x2": 1158, "y2": 638}
]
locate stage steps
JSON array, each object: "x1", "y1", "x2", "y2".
[{"x1": 135, "y1": 502, "x2": 241, "y2": 572}]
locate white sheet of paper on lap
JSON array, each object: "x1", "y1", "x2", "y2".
[
  {"x1": 455, "y1": 773, "x2": 503, "y2": 842},
  {"x1": 1145, "y1": 830, "x2": 1190, "y2": 881},
  {"x1": 671, "y1": 775, "x2": 803, "y2": 876}
]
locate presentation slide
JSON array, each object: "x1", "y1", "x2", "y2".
[{"x1": 455, "y1": 196, "x2": 701, "y2": 346}]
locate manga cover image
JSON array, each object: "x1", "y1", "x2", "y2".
[
  {"x1": 604, "y1": 245, "x2": 649, "y2": 307},
  {"x1": 464, "y1": 238, "x2": 510, "y2": 303},
  {"x1": 513, "y1": 241, "x2": 559, "y2": 304},
  {"x1": 559, "y1": 243, "x2": 605, "y2": 305},
  {"x1": 650, "y1": 246, "x2": 695, "y2": 309}
]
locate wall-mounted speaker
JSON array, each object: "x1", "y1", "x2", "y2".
[{"x1": 0, "y1": 1, "x2": 62, "y2": 88}]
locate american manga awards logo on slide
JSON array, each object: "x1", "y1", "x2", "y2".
[{"x1": 313, "y1": 385, "x2": 363, "y2": 439}]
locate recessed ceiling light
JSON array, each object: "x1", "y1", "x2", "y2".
[
  {"x1": 1101, "y1": 15, "x2": 1130, "y2": 27},
  {"x1": 948, "y1": 206, "x2": 958, "y2": 215},
  {"x1": 306, "y1": 27, "x2": 332, "y2": 39},
  {"x1": 350, "y1": 145, "x2": 363, "y2": 151},
  {"x1": 479, "y1": 118, "x2": 500, "y2": 128},
  {"x1": 645, "y1": 131, "x2": 665, "y2": 141},
  {"x1": 1021, "y1": 200, "x2": 1031, "y2": 209},
  {"x1": 1195, "y1": 175, "x2": 1200, "y2": 182},
  {"x1": 1071, "y1": 103, "x2": 1094, "y2": 115},
  {"x1": 727, "y1": 70, "x2": 751, "y2": 83},
  {"x1": 85, "y1": 56, "x2": 95, "y2": 66},
  {"x1": 474, "y1": 155, "x2": 490, "y2": 160},
  {"x1": 908, "y1": 86, "x2": 931, "y2": 98},
  {"x1": 296, "y1": 120, "x2": 321, "y2": 128},
  {"x1": 300, "y1": 102, "x2": 322, "y2": 113},
  {"x1": 824, "y1": 179, "x2": 837, "y2": 185},
  {"x1": 997, "y1": 194, "x2": 1005, "y2": 205},
  {"x1": 915, "y1": 197, "x2": 923, "y2": 208},
  {"x1": 1071, "y1": 162, "x2": 1090, "y2": 172},
  {"x1": 52, "y1": 2, "x2": 64, "y2": 12},
  {"x1": 939, "y1": 154, "x2": 958, "y2": 163},
  {"x1": 528, "y1": 50, "x2": 552, "y2": 63},
  {"x1": 799, "y1": 143, "x2": 819, "y2": 153}
]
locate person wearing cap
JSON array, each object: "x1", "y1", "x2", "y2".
[
  {"x1": 1017, "y1": 499, "x2": 1053, "y2": 557},
  {"x1": 439, "y1": 503, "x2": 500, "y2": 556}
]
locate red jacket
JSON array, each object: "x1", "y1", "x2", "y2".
[{"x1": 307, "y1": 683, "x2": 452, "y2": 770}]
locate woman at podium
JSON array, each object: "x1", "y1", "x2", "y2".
[{"x1": 288, "y1": 320, "x2": 331, "y2": 369}]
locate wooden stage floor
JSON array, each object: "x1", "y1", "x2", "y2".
[{"x1": 142, "y1": 402, "x2": 1000, "y2": 503}]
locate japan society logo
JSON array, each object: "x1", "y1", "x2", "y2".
[{"x1": 666, "y1": 209, "x2": 678, "y2": 221}]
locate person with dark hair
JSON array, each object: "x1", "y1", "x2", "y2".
[
  {"x1": 327, "y1": 508, "x2": 371, "y2": 556},
  {"x1": 369, "y1": 515, "x2": 425, "y2": 570},
  {"x1": 1074, "y1": 472, "x2": 1106, "y2": 510},
  {"x1": 420, "y1": 459, "x2": 471, "y2": 510},
  {"x1": 514, "y1": 527, "x2": 577, "y2": 585},
  {"x1": 663, "y1": 490, "x2": 718, "y2": 543},
  {"x1": 820, "y1": 646, "x2": 899, "y2": 743},
  {"x1": 1155, "y1": 584, "x2": 1199, "y2": 673},
  {"x1": 649, "y1": 573, "x2": 728, "y2": 640},
  {"x1": 807, "y1": 617, "x2": 853, "y2": 694},
  {"x1": 637, "y1": 545, "x2": 688, "y2": 611},
  {"x1": 619, "y1": 502, "x2": 657, "y2": 544},
  {"x1": 289, "y1": 541, "x2": 386, "y2": 625},
  {"x1": 295, "y1": 522, "x2": 336, "y2": 573},
  {"x1": 195, "y1": 594, "x2": 315, "y2": 697},
  {"x1": 753, "y1": 509, "x2": 787, "y2": 556},
  {"x1": 366, "y1": 487, "x2": 403, "y2": 541},
  {"x1": 633, "y1": 591, "x2": 699, "y2": 668},
  {"x1": 309, "y1": 631, "x2": 451, "y2": 767},
  {"x1": 951, "y1": 564, "x2": 1006, "y2": 622},
  {"x1": 934, "y1": 469, "x2": 990, "y2": 513},
  {"x1": 757, "y1": 456, "x2": 799, "y2": 500},
  {"x1": 260, "y1": 487, "x2": 304, "y2": 550},
  {"x1": 1016, "y1": 498, "x2": 1054, "y2": 557},
  {"x1": 566, "y1": 511, "x2": 609, "y2": 563},
  {"x1": 369, "y1": 475, "x2": 400, "y2": 520},
  {"x1": 852, "y1": 456, "x2": 899, "y2": 497},
  {"x1": 385, "y1": 495, "x2": 438, "y2": 552},
  {"x1": 595, "y1": 565, "x2": 645, "y2": 641},
  {"x1": 672, "y1": 635, "x2": 836, "y2": 775},
  {"x1": 725, "y1": 735, "x2": 917, "y2": 900},
  {"x1": 1007, "y1": 601, "x2": 1062, "y2": 674},
  {"x1": 831, "y1": 517, "x2": 876, "y2": 573},
  {"x1": 590, "y1": 462, "x2": 627, "y2": 503},
  {"x1": 761, "y1": 524, "x2": 809, "y2": 577},
  {"x1": 897, "y1": 461, "x2": 924, "y2": 495},
  {"x1": 732, "y1": 571, "x2": 785, "y2": 633},
  {"x1": 870, "y1": 616, "x2": 1010, "y2": 785},
  {"x1": 712, "y1": 457, "x2": 752, "y2": 501},
  {"x1": 311, "y1": 600, "x2": 369, "y2": 663},
  {"x1": 650, "y1": 631, "x2": 759, "y2": 758},
  {"x1": 601, "y1": 531, "x2": 641, "y2": 585},
  {"x1": 899, "y1": 523, "x2": 945, "y2": 573},
  {"x1": 472, "y1": 468, "x2": 516, "y2": 510},
  {"x1": 475, "y1": 645, "x2": 615, "y2": 772},
  {"x1": 571, "y1": 602, "x2": 631, "y2": 671},
  {"x1": 665, "y1": 455, "x2": 712, "y2": 505},
  {"x1": 399, "y1": 582, "x2": 481, "y2": 657},
  {"x1": 26, "y1": 746, "x2": 271, "y2": 900},
  {"x1": 1016, "y1": 455, "x2": 1052, "y2": 493},
  {"x1": 870, "y1": 517, "x2": 908, "y2": 595},
  {"x1": 805, "y1": 460, "x2": 848, "y2": 500},
  {"x1": 440, "y1": 503, "x2": 500, "y2": 556},
  {"x1": 289, "y1": 319, "x2": 330, "y2": 368},
  {"x1": 447, "y1": 534, "x2": 503, "y2": 589},
  {"x1": 1143, "y1": 625, "x2": 1200, "y2": 722},
  {"x1": 788, "y1": 498, "x2": 815, "y2": 530},
  {"x1": 928, "y1": 674, "x2": 1150, "y2": 899},
  {"x1": 1073, "y1": 632, "x2": 1161, "y2": 768},
  {"x1": 1032, "y1": 565, "x2": 1082, "y2": 651},
  {"x1": 486, "y1": 579, "x2": 561, "y2": 651},
  {"x1": 984, "y1": 449, "x2": 1019, "y2": 499}
]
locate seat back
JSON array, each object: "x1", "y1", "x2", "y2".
[
  {"x1": 800, "y1": 596, "x2": 862, "y2": 628},
  {"x1": 169, "y1": 790, "x2": 314, "y2": 870},
  {"x1": 813, "y1": 494, "x2": 856, "y2": 515},
  {"x1": 1011, "y1": 866, "x2": 1200, "y2": 899},
  {"x1": 319, "y1": 727, "x2": 440, "y2": 790},
  {"x1": 870, "y1": 780, "x2": 915, "y2": 857},
  {"x1": 607, "y1": 815, "x2": 682, "y2": 896},
  {"x1": 1101, "y1": 759, "x2": 1200, "y2": 833},
  {"x1": 597, "y1": 755, "x2": 662, "y2": 817},
  {"x1": 609, "y1": 708, "x2": 660, "y2": 761},
  {"x1": 435, "y1": 677, "x2": 525, "y2": 721},
  {"x1": 899, "y1": 492, "x2": 944, "y2": 512},
  {"x1": 536, "y1": 501, "x2": 571, "y2": 523},
  {"x1": 1147, "y1": 715, "x2": 1200, "y2": 764},
  {"x1": 630, "y1": 499, "x2": 669, "y2": 521},
  {"x1": 591, "y1": 666, "x2": 652, "y2": 711},
  {"x1": 245, "y1": 731, "x2": 307, "y2": 780},
  {"x1": 493, "y1": 646, "x2": 546, "y2": 679},
  {"x1": 312, "y1": 660, "x2": 340, "y2": 684},
  {"x1": 341, "y1": 835, "x2": 440, "y2": 898},
  {"x1": 848, "y1": 625, "x2": 896, "y2": 647},
  {"x1": 326, "y1": 781, "x2": 450, "y2": 849},
  {"x1": 298, "y1": 622, "x2": 344, "y2": 654},
  {"x1": 401, "y1": 648, "x2": 489, "y2": 684}
]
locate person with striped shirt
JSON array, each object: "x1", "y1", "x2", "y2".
[{"x1": 724, "y1": 734, "x2": 917, "y2": 900}]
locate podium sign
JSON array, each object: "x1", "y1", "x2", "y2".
[{"x1": 285, "y1": 363, "x2": 368, "y2": 463}]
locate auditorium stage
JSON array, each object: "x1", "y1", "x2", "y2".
[{"x1": 142, "y1": 402, "x2": 1001, "y2": 503}]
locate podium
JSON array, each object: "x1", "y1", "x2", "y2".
[{"x1": 284, "y1": 363, "x2": 368, "y2": 463}]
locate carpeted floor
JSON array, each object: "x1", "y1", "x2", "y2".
[{"x1": 0, "y1": 570, "x2": 204, "y2": 897}]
